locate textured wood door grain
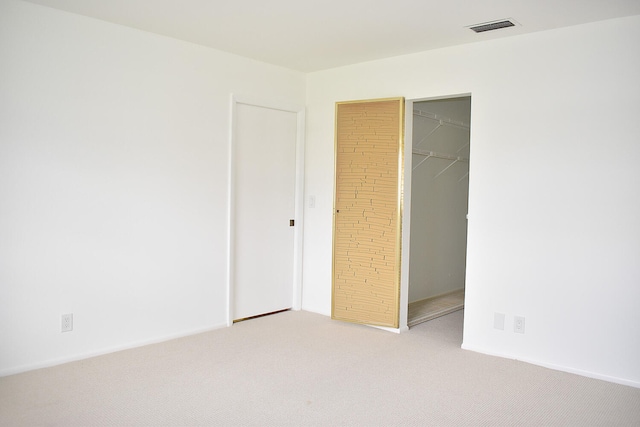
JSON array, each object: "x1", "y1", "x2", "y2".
[{"x1": 332, "y1": 98, "x2": 404, "y2": 328}]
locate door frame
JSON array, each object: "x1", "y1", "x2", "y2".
[{"x1": 227, "y1": 95, "x2": 306, "y2": 326}]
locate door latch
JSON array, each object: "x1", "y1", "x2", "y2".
[{"x1": 290, "y1": 219, "x2": 295, "y2": 227}]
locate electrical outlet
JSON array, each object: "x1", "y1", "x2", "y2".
[
  {"x1": 61, "y1": 313, "x2": 73, "y2": 333},
  {"x1": 514, "y1": 316, "x2": 525, "y2": 334}
]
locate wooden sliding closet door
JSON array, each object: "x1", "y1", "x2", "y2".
[{"x1": 332, "y1": 98, "x2": 405, "y2": 328}]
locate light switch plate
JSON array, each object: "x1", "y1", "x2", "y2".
[{"x1": 494, "y1": 312, "x2": 505, "y2": 330}]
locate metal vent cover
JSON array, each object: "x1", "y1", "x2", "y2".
[{"x1": 469, "y1": 20, "x2": 516, "y2": 33}]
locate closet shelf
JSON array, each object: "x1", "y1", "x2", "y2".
[
  {"x1": 412, "y1": 148, "x2": 469, "y2": 177},
  {"x1": 412, "y1": 148, "x2": 469, "y2": 162},
  {"x1": 413, "y1": 109, "x2": 470, "y2": 131}
]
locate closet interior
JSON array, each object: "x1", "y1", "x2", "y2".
[{"x1": 408, "y1": 97, "x2": 471, "y2": 327}]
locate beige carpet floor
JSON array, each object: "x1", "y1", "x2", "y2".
[{"x1": 1, "y1": 310, "x2": 639, "y2": 426}]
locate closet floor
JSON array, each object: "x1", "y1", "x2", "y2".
[{"x1": 408, "y1": 289, "x2": 465, "y2": 327}]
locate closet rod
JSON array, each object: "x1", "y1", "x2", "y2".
[
  {"x1": 412, "y1": 148, "x2": 469, "y2": 163},
  {"x1": 413, "y1": 109, "x2": 470, "y2": 131}
]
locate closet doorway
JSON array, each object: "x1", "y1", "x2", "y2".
[{"x1": 407, "y1": 96, "x2": 470, "y2": 327}]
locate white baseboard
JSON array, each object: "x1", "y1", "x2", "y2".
[
  {"x1": 0, "y1": 322, "x2": 228, "y2": 377},
  {"x1": 408, "y1": 286, "x2": 465, "y2": 304},
  {"x1": 370, "y1": 324, "x2": 408, "y2": 333},
  {"x1": 299, "y1": 308, "x2": 408, "y2": 333},
  {"x1": 299, "y1": 306, "x2": 331, "y2": 317},
  {"x1": 461, "y1": 343, "x2": 640, "y2": 389}
]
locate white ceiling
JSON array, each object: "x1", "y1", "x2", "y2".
[{"x1": 23, "y1": 0, "x2": 640, "y2": 72}]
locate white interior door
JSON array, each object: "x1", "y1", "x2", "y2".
[{"x1": 233, "y1": 102, "x2": 297, "y2": 320}]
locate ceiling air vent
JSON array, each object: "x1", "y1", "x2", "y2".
[{"x1": 469, "y1": 20, "x2": 515, "y2": 33}]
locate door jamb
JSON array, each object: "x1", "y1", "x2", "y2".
[{"x1": 227, "y1": 95, "x2": 306, "y2": 326}]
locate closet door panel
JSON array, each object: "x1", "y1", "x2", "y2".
[{"x1": 332, "y1": 98, "x2": 404, "y2": 328}]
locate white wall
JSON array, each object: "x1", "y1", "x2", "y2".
[
  {"x1": 409, "y1": 98, "x2": 470, "y2": 302},
  {"x1": 0, "y1": 0, "x2": 305, "y2": 375},
  {"x1": 303, "y1": 16, "x2": 640, "y2": 386}
]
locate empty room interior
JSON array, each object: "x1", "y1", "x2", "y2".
[{"x1": 1, "y1": 0, "x2": 640, "y2": 425}]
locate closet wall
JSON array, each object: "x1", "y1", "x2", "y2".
[{"x1": 409, "y1": 98, "x2": 471, "y2": 303}]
